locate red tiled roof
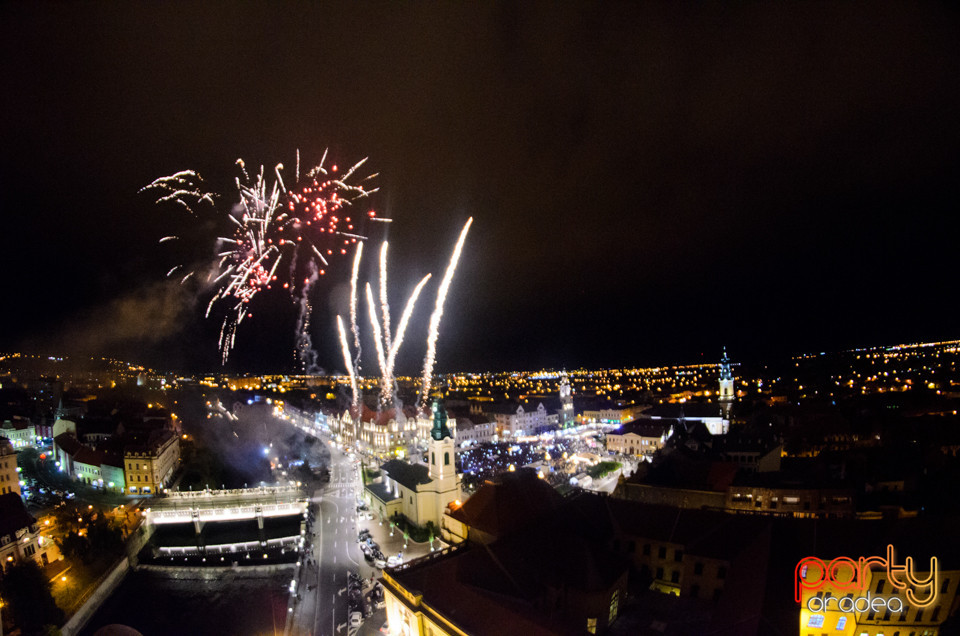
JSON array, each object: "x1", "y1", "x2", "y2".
[{"x1": 448, "y1": 469, "x2": 563, "y2": 539}]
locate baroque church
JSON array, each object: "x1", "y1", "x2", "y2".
[{"x1": 364, "y1": 399, "x2": 463, "y2": 538}]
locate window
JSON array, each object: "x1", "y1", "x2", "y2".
[
  {"x1": 609, "y1": 589, "x2": 619, "y2": 623},
  {"x1": 807, "y1": 614, "x2": 825, "y2": 628},
  {"x1": 694, "y1": 562, "x2": 704, "y2": 575},
  {"x1": 586, "y1": 618, "x2": 597, "y2": 634},
  {"x1": 431, "y1": 453, "x2": 435, "y2": 465},
  {"x1": 867, "y1": 610, "x2": 876, "y2": 621},
  {"x1": 932, "y1": 606, "x2": 940, "y2": 621},
  {"x1": 713, "y1": 588, "x2": 722, "y2": 602},
  {"x1": 658, "y1": 547, "x2": 666, "y2": 559},
  {"x1": 643, "y1": 544, "x2": 650, "y2": 556},
  {"x1": 671, "y1": 571, "x2": 680, "y2": 583},
  {"x1": 656, "y1": 567, "x2": 664, "y2": 580},
  {"x1": 674, "y1": 550, "x2": 683, "y2": 563},
  {"x1": 444, "y1": 452, "x2": 450, "y2": 465},
  {"x1": 690, "y1": 584, "x2": 699, "y2": 598},
  {"x1": 836, "y1": 616, "x2": 847, "y2": 630},
  {"x1": 915, "y1": 609, "x2": 924, "y2": 622},
  {"x1": 877, "y1": 579, "x2": 885, "y2": 594},
  {"x1": 942, "y1": 579, "x2": 950, "y2": 594}
]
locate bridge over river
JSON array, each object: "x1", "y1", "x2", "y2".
[
  {"x1": 145, "y1": 484, "x2": 308, "y2": 525},
  {"x1": 142, "y1": 485, "x2": 309, "y2": 558}
]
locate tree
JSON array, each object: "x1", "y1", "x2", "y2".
[
  {"x1": 0, "y1": 560, "x2": 64, "y2": 635},
  {"x1": 58, "y1": 530, "x2": 89, "y2": 560}
]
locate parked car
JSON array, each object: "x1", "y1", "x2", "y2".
[
  {"x1": 349, "y1": 612, "x2": 363, "y2": 627},
  {"x1": 374, "y1": 558, "x2": 386, "y2": 569},
  {"x1": 387, "y1": 555, "x2": 402, "y2": 567}
]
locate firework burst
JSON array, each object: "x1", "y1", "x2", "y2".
[{"x1": 145, "y1": 151, "x2": 385, "y2": 364}]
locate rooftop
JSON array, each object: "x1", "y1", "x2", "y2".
[
  {"x1": 0, "y1": 492, "x2": 36, "y2": 538},
  {"x1": 380, "y1": 459, "x2": 432, "y2": 491}
]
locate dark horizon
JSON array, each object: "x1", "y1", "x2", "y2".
[{"x1": 3, "y1": 2, "x2": 960, "y2": 375}]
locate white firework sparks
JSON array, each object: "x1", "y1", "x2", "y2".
[
  {"x1": 379, "y1": 241, "x2": 393, "y2": 354},
  {"x1": 336, "y1": 315, "x2": 359, "y2": 409},
  {"x1": 365, "y1": 283, "x2": 389, "y2": 404},
  {"x1": 420, "y1": 217, "x2": 473, "y2": 407}
]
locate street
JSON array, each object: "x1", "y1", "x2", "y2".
[{"x1": 290, "y1": 443, "x2": 378, "y2": 636}]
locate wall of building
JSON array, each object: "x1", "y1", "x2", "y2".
[
  {"x1": 613, "y1": 482, "x2": 726, "y2": 509},
  {"x1": 725, "y1": 487, "x2": 853, "y2": 518},
  {"x1": 0, "y1": 448, "x2": 20, "y2": 496}
]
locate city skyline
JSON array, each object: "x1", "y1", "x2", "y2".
[{"x1": 3, "y1": 3, "x2": 960, "y2": 374}]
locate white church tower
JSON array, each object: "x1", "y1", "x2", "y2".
[
  {"x1": 559, "y1": 372, "x2": 575, "y2": 429},
  {"x1": 719, "y1": 347, "x2": 735, "y2": 421},
  {"x1": 427, "y1": 397, "x2": 461, "y2": 526}
]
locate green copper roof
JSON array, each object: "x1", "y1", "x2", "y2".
[{"x1": 431, "y1": 399, "x2": 452, "y2": 441}]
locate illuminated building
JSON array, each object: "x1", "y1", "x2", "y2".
[
  {"x1": 605, "y1": 421, "x2": 673, "y2": 457},
  {"x1": 453, "y1": 414, "x2": 496, "y2": 447},
  {"x1": 487, "y1": 402, "x2": 549, "y2": 438},
  {"x1": 797, "y1": 547, "x2": 959, "y2": 636},
  {"x1": 0, "y1": 492, "x2": 58, "y2": 571},
  {"x1": 332, "y1": 405, "x2": 430, "y2": 455},
  {"x1": 52, "y1": 433, "x2": 126, "y2": 493},
  {"x1": 365, "y1": 399, "x2": 463, "y2": 538},
  {"x1": 385, "y1": 480, "x2": 628, "y2": 635},
  {"x1": 1, "y1": 417, "x2": 36, "y2": 449},
  {"x1": 0, "y1": 437, "x2": 20, "y2": 497},
  {"x1": 123, "y1": 429, "x2": 179, "y2": 495}
]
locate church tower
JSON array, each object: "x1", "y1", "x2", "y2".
[
  {"x1": 427, "y1": 397, "x2": 462, "y2": 530},
  {"x1": 558, "y1": 372, "x2": 574, "y2": 429},
  {"x1": 428, "y1": 398, "x2": 457, "y2": 485},
  {"x1": 718, "y1": 347, "x2": 735, "y2": 421}
]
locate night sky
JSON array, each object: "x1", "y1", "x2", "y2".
[{"x1": 3, "y1": 2, "x2": 960, "y2": 374}]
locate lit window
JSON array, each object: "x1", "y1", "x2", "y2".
[
  {"x1": 807, "y1": 614, "x2": 825, "y2": 628},
  {"x1": 835, "y1": 616, "x2": 846, "y2": 630}
]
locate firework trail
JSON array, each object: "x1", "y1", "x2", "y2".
[
  {"x1": 420, "y1": 217, "x2": 473, "y2": 407},
  {"x1": 336, "y1": 315, "x2": 359, "y2": 409},
  {"x1": 146, "y1": 151, "x2": 384, "y2": 363},
  {"x1": 365, "y1": 283, "x2": 389, "y2": 406},
  {"x1": 379, "y1": 241, "x2": 393, "y2": 354},
  {"x1": 294, "y1": 261, "x2": 321, "y2": 373},
  {"x1": 385, "y1": 273, "x2": 432, "y2": 391},
  {"x1": 349, "y1": 242, "x2": 363, "y2": 350}
]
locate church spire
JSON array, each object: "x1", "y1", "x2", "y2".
[
  {"x1": 430, "y1": 397, "x2": 452, "y2": 441},
  {"x1": 719, "y1": 346, "x2": 733, "y2": 381}
]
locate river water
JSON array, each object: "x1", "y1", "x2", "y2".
[{"x1": 80, "y1": 568, "x2": 292, "y2": 636}]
